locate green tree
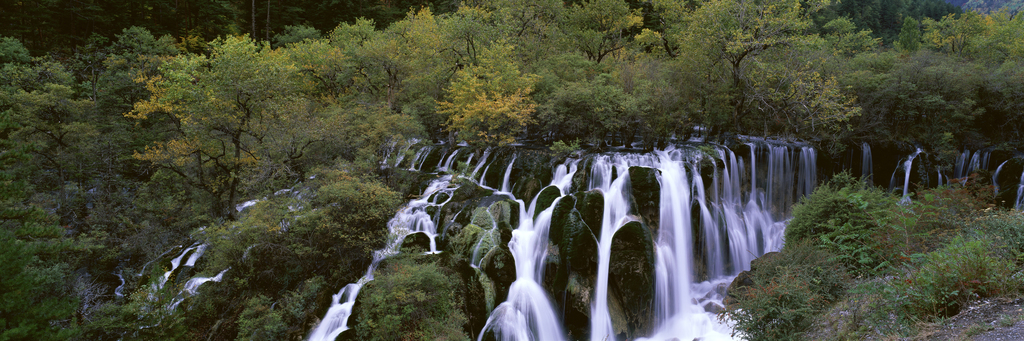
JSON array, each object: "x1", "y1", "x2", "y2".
[
  {"x1": 0, "y1": 110, "x2": 80, "y2": 341},
  {"x1": 562, "y1": 0, "x2": 643, "y2": 63},
  {"x1": 128, "y1": 35, "x2": 340, "y2": 219},
  {"x1": 898, "y1": 17, "x2": 923, "y2": 52}
]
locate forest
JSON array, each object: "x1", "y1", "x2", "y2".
[{"x1": 3, "y1": 0, "x2": 1024, "y2": 340}]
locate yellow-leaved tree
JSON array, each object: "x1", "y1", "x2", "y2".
[{"x1": 437, "y1": 43, "x2": 539, "y2": 146}]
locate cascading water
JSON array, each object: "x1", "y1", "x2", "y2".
[
  {"x1": 862, "y1": 142, "x2": 873, "y2": 182},
  {"x1": 478, "y1": 159, "x2": 578, "y2": 341},
  {"x1": 590, "y1": 155, "x2": 637, "y2": 341},
  {"x1": 890, "y1": 148, "x2": 922, "y2": 204},
  {"x1": 307, "y1": 175, "x2": 456, "y2": 341}
]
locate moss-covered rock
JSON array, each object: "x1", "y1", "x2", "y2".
[
  {"x1": 449, "y1": 224, "x2": 483, "y2": 259},
  {"x1": 628, "y1": 167, "x2": 661, "y2": 234},
  {"x1": 481, "y1": 246, "x2": 515, "y2": 304},
  {"x1": 570, "y1": 157, "x2": 593, "y2": 194},
  {"x1": 534, "y1": 186, "x2": 562, "y2": 218},
  {"x1": 512, "y1": 177, "x2": 543, "y2": 204},
  {"x1": 609, "y1": 221, "x2": 656, "y2": 337},
  {"x1": 574, "y1": 190, "x2": 604, "y2": 237},
  {"x1": 401, "y1": 232, "x2": 433, "y2": 253}
]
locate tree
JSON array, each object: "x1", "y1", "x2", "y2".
[
  {"x1": 438, "y1": 43, "x2": 539, "y2": 146},
  {"x1": 898, "y1": 17, "x2": 923, "y2": 52},
  {"x1": 128, "y1": 35, "x2": 340, "y2": 219},
  {"x1": 0, "y1": 110, "x2": 79, "y2": 341},
  {"x1": 562, "y1": 0, "x2": 643, "y2": 63},
  {"x1": 923, "y1": 12, "x2": 987, "y2": 58},
  {"x1": 675, "y1": 0, "x2": 834, "y2": 132}
]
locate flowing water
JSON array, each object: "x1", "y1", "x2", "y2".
[
  {"x1": 309, "y1": 141, "x2": 818, "y2": 341},
  {"x1": 307, "y1": 174, "x2": 456, "y2": 341}
]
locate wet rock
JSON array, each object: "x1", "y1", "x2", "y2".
[
  {"x1": 481, "y1": 246, "x2": 516, "y2": 303},
  {"x1": 628, "y1": 166, "x2": 661, "y2": 234},
  {"x1": 574, "y1": 190, "x2": 604, "y2": 237},
  {"x1": 512, "y1": 177, "x2": 543, "y2": 204},
  {"x1": 534, "y1": 186, "x2": 562, "y2": 218},
  {"x1": 724, "y1": 270, "x2": 753, "y2": 310},
  {"x1": 401, "y1": 232, "x2": 433, "y2": 253},
  {"x1": 561, "y1": 210, "x2": 599, "y2": 274},
  {"x1": 570, "y1": 157, "x2": 593, "y2": 193},
  {"x1": 609, "y1": 221, "x2": 656, "y2": 337},
  {"x1": 703, "y1": 301, "x2": 725, "y2": 314}
]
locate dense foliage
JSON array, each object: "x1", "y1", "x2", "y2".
[{"x1": 1, "y1": 0, "x2": 1023, "y2": 339}]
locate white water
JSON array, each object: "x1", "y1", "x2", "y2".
[
  {"x1": 501, "y1": 155, "x2": 517, "y2": 193},
  {"x1": 478, "y1": 159, "x2": 578, "y2": 341},
  {"x1": 862, "y1": 142, "x2": 873, "y2": 182},
  {"x1": 307, "y1": 175, "x2": 455, "y2": 341},
  {"x1": 590, "y1": 155, "x2": 637, "y2": 340},
  {"x1": 891, "y1": 148, "x2": 922, "y2": 205}
]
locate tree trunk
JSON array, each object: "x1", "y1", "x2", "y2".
[{"x1": 251, "y1": 0, "x2": 256, "y2": 39}]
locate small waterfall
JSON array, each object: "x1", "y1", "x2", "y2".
[
  {"x1": 891, "y1": 148, "x2": 922, "y2": 204},
  {"x1": 307, "y1": 175, "x2": 455, "y2": 341},
  {"x1": 994, "y1": 160, "x2": 1010, "y2": 194},
  {"x1": 471, "y1": 147, "x2": 493, "y2": 180},
  {"x1": 590, "y1": 156, "x2": 636, "y2": 341},
  {"x1": 440, "y1": 148, "x2": 462, "y2": 172},
  {"x1": 409, "y1": 146, "x2": 432, "y2": 171},
  {"x1": 501, "y1": 155, "x2": 517, "y2": 193},
  {"x1": 114, "y1": 270, "x2": 126, "y2": 299},
  {"x1": 1016, "y1": 171, "x2": 1024, "y2": 210},
  {"x1": 862, "y1": 143, "x2": 873, "y2": 183},
  {"x1": 478, "y1": 159, "x2": 578, "y2": 341},
  {"x1": 167, "y1": 268, "x2": 230, "y2": 311}
]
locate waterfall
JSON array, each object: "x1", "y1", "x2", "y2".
[
  {"x1": 307, "y1": 175, "x2": 456, "y2": 341},
  {"x1": 478, "y1": 159, "x2": 578, "y2": 341},
  {"x1": 440, "y1": 148, "x2": 462, "y2": 172},
  {"x1": 590, "y1": 156, "x2": 637, "y2": 341},
  {"x1": 501, "y1": 155, "x2": 517, "y2": 193},
  {"x1": 472, "y1": 147, "x2": 493, "y2": 180},
  {"x1": 994, "y1": 160, "x2": 1010, "y2": 194},
  {"x1": 1016, "y1": 171, "x2": 1024, "y2": 210},
  {"x1": 891, "y1": 148, "x2": 922, "y2": 204},
  {"x1": 862, "y1": 143, "x2": 873, "y2": 183}
]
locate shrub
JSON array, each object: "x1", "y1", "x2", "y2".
[
  {"x1": 968, "y1": 210, "x2": 1024, "y2": 259},
  {"x1": 892, "y1": 236, "x2": 1022, "y2": 319},
  {"x1": 355, "y1": 256, "x2": 470, "y2": 341},
  {"x1": 725, "y1": 242, "x2": 848, "y2": 341},
  {"x1": 786, "y1": 172, "x2": 897, "y2": 274}
]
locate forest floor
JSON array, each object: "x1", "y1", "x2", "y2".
[{"x1": 915, "y1": 297, "x2": 1024, "y2": 341}]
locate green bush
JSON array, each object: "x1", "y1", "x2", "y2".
[
  {"x1": 969, "y1": 210, "x2": 1024, "y2": 259},
  {"x1": 785, "y1": 172, "x2": 897, "y2": 274},
  {"x1": 355, "y1": 256, "x2": 470, "y2": 341},
  {"x1": 726, "y1": 242, "x2": 848, "y2": 341},
  {"x1": 891, "y1": 236, "x2": 1022, "y2": 319}
]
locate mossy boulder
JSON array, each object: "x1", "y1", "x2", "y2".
[
  {"x1": 512, "y1": 177, "x2": 543, "y2": 204},
  {"x1": 570, "y1": 157, "x2": 594, "y2": 193},
  {"x1": 609, "y1": 221, "x2": 656, "y2": 337},
  {"x1": 449, "y1": 224, "x2": 483, "y2": 259},
  {"x1": 481, "y1": 246, "x2": 516, "y2": 304},
  {"x1": 534, "y1": 186, "x2": 562, "y2": 218},
  {"x1": 401, "y1": 232, "x2": 433, "y2": 253},
  {"x1": 574, "y1": 190, "x2": 604, "y2": 237},
  {"x1": 628, "y1": 167, "x2": 661, "y2": 233}
]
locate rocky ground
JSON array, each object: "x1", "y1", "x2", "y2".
[{"x1": 919, "y1": 297, "x2": 1024, "y2": 341}]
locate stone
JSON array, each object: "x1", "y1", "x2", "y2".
[
  {"x1": 534, "y1": 186, "x2": 562, "y2": 218},
  {"x1": 609, "y1": 221, "x2": 657, "y2": 337},
  {"x1": 574, "y1": 190, "x2": 604, "y2": 237},
  {"x1": 401, "y1": 232, "x2": 433, "y2": 253},
  {"x1": 628, "y1": 166, "x2": 661, "y2": 234}
]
